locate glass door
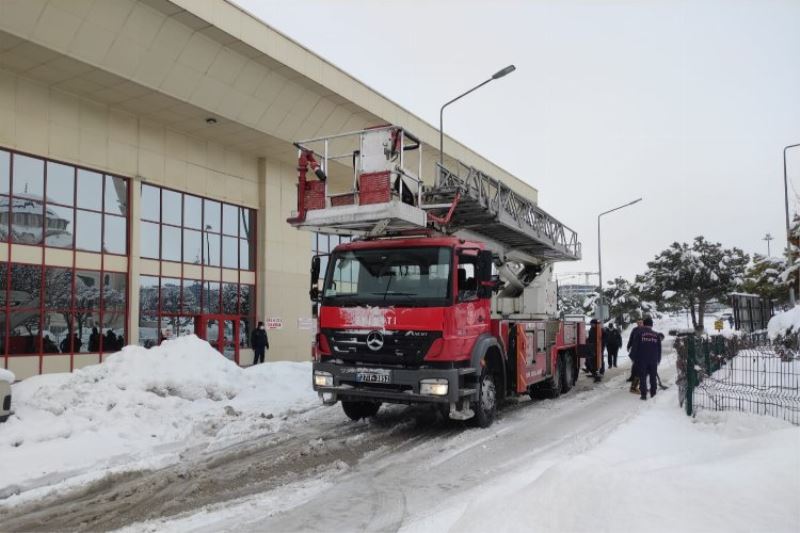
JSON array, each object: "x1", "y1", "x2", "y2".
[{"x1": 195, "y1": 315, "x2": 239, "y2": 363}]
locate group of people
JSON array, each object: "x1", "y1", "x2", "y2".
[{"x1": 584, "y1": 316, "x2": 663, "y2": 401}]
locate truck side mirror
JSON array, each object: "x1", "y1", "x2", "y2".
[
  {"x1": 477, "y1": 250, "x2": 494, "y2": 299},
  {"x1": 310, "y1": 255, "x2": 321, "y2": 301}
]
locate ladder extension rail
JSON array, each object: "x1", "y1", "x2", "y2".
[{"x1": 434, "y1": 162, "x2": 582, "y2": 260}]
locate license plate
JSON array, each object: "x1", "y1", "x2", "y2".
[{"x1": 356, "y1": 371, "x2": 391, "y2": 384}]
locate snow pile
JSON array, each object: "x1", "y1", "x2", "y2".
[
  {"x1": 767, "y1": 305, "x2": 800, "y2": 340},
  {"x1": 402, "y1": 394, "x2": 800, "y2": 533},
  {"x1": 0, "y1": 368, "x2": 14, "y2": 383},
  {"x1": 0, "y1": 336, "x2": 317, "y2": 501}
]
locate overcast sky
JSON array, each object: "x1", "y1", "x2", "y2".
[{"x1": 234, "y1": 0, "x2": 800, "y2": 286}]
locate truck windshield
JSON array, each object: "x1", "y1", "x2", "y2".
[{"x1": 322, "y1": 246, "x2": 452, "y2": 307}]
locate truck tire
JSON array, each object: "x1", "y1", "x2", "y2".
[
  {"x1": 530, "y1": 355, "x2": 562, "y2": 400},
  {"x1": 341, "y1": 400, "x2": 381, "y2": 421},
  {"x1": 470, "y1": 368, "x2": 497, "y2": 428},
  {"x1": 560, "y1": 352, "x2": 574, "y2": 394}
]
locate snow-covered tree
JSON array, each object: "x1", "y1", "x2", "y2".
[
  {"x1": 742, "y1": 254, "x2": 790, "y2": 304},
  {"x1": 640, "y1": 236, "x2": 749, "y2": 331}
]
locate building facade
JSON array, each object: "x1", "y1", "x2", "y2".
[{"x1": 0, "y1": 0, "x2": 538, "y2": 379}]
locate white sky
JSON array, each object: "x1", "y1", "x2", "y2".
[{"x1": 234, "y1": 0, "x2": 800, "y2": 285}]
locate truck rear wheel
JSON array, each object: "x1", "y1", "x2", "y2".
[
  {"x1": 530, "y1": 355, "x2": 563, "y2": 400},
  {"x1": 341, "y1": 400, "x2": 381, "y2": 421},
  {"x1": 470, "y1": 369, "x2": 497, "y2": 428}
]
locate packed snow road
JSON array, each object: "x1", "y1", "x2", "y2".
[{"x1": 0, "y1": 360, "x2": 643, "y2": 532}]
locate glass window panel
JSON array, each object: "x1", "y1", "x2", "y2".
[
  {"x1": 240, "y1": 238, "x2": 253, "y2": 271},
  {"x1": 141, "y1": 184, "x2": 160, "y2": 222},
  {"x1": 162, "y1": 189, "x2": 182, "y2": 226},
  {"x1": 0, "y1": 310, "x2": 6, "y2": 356},
  {"x1": 75, "y1": 311, "x2": 99, "y2": 353},
  {"x1": 140, "y1": 221, "x2": 160, "y2": 259},
  {"x1": 9, "y1": 310, "x2": 40, "y2": 354},
  {"x1": 0, "y1": 150, "x2": 9, "y2": 194},
  {"x1": 44, "y1": 267, "x2": 72, "y2": 308},
  {"x1": 76, "y1": 169, "x2": 103, "y2": 210},
  {"x1": 12, "y1": 154, "x2": 44, "y2": 197},
  {"x1": 203, "y1": 281, "x2": 220, "y2": 313},
  {"x1": 175, "y1": 316, "x2": 195, "y2": 337},
  {"x1": 0, "y1": 195, "x2": 8, "y2": 241},
  {"x1": 103, "y1": 214, "x2": 127, "y2": 255},
  {"x1": 240, "y1": 208, "x2": 253, "y2": 243},
  {"x1": 74, "y1": 270, "x2": 101, "y2": 310},
  {"x1": 75, "y1": 209, "x2": 101, "y2": 252},
  {"x1": 10, "y1": 263, "x2": 41, "y2": 307},
  {"x1": 203, "y1": 199, "x2": 221, "y2": 233},
  {"x1": 183, "y1": 228, "x2": 202, "y2": 264},
  {"x1": 240, "y1": 285, "x2": 253, "y2": 316},
  {"x1": 43, "y1": 311, "x2": 68, "y2": 354},
  {"x1": 239, "y1": 317, "x2": 252, "y2": 349},
  {"x1": 160, "y1": 278, "x2": 181, "y2": 313},
  {"x1": 222, "y1": 204, "x2": 238, "y2": 236},
  {"x1": 222, "y1": 283, "x2": 238, "y2": 314},
  {"x1": 104, "y1": 175, "x2": 128, "y2": 215},
  {"x1": 45, "y1": 204, "x2": 73, "y2": 248},
  {"x1": 101, "y1": 312, "x2": 125, "y2": 353},
  {"x1": 46, "y1": 161, "x2": 74, "y2": 206},
  {"x1": 139, "y1": 275, "x2": 160, "y2": 316},
  {"x1": 184, "y1": 194, "x2": 202, "y2": 229},
  {"x1": 102, "y1": 272, "x2": 127, "y2": 313},
  {"x1": 139, "y1": 313, "x2": 158, "y2": 348},
  {"x1": 221, "y1": 320, "x2": 235, "y2": 360},
  {"x1": 159, "y1": 316, "x2": 179, "y2": 342},
  {"x1": 222, "y1": 236, "x2": 238, "y2": 269},
  {"x1": 203, "y1": 231, "x2": 220, "y2": 266},
  {"x1": 182, "y1": 279, "x2": 201, "y2": 314},
  {"x1": 161, "y1": 225, "x2": 181, "y2": 262},
  {"x1": 11, "y1": 195, "x2": 44, "y2": 244},
  {"x1": 0, "y1": 262, "x2": 7, "y2": 291}
]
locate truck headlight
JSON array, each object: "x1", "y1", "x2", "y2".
[
  {"x1": 420, "y1": 378, "x2": 449, "y2": 396},
  {"x1": 314, "y1": 371, "x2": 333, "y2": 387}
]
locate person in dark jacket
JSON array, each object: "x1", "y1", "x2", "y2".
[
  {"x1": 88, "y1": 327, "x2": 100, "y2": 353},
  {"x1": 104, "y1": 330, "x2": 118, "y2": 353},
  {"x1": 585, "y1": 319, "x2": 605, "y2": 382},
  {"x1": 251, "y1": 321, "x2": 269, "y2": 365},
  {"x1": 605, "y1": 324, "x2": 622, "y2": 368},
  {"x1": 631, "y1": 316, "x2": 661, "y2": 400},
  {"x1": 626, "y1": 319, "x2": 644, "y2": 390}
]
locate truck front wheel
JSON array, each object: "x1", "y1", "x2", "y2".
[
  {"x1": 470, "y1": 369, "x2": 497, "y2": 428},
  {"x1": 341, "y1": 400, "x2": 381, "y2": 421}
]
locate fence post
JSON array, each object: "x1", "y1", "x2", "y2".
[{"x1": 686, "y1": 336, "x2": 697, "y2": 416}]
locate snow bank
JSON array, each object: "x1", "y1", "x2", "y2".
[
  {"x1": 402, "y1": 392, "x2": 800, "y2": 533},
  {"x1": 0, "y1": 368, "x2": 14, "y2": 383},
  {"x1": 0, "y1": 336, "x2": 317, "y2": 501},
  {"x1": 768, "y1": 305, "x2": 800, "y2": 340}
]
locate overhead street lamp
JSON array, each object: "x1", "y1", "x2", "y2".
[
  {"x1": 784, "y1": 143, "x2": 800, "y2": 304},
  {"x1": 597, "y1": 198, "x2": 643, "y2": 320},
  {"x1": 439, "y1": 65, "x2": 516, "y2": 173}
]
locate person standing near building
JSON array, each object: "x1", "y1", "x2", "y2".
[
  {"x1": 251, "y1": 321, "x2": 269, "y2": 365},
  {"x1": 606, "y1": 323, "x2": 622, "y2": 368},
  {"x1": 631, "y1": 316, "x2": 661, "y2": 400}
]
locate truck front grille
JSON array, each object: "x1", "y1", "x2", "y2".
[{"x1": 323, "y1": 329, "x2": 440, "y2": 367}]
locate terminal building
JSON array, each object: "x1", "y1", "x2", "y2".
[{"x1": 0, "y1": 0, "x2": 539, "y2": 379}]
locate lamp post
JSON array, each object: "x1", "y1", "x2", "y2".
[
  {"x1": 764, "y1": 233, "x2": 774, "y2": 257},
  {"x1": 784, "y1": 144, "x2": 800, "y2": 304},
  {"x1": 439, "y1": 65, "x2": 516, "y2": 174},
  {"x1": 597, "y1": 198, "x2": 643, "y2": 320}
]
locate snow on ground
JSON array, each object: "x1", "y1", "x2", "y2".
[
  {"x1": 0, "y1": 367, "x2": 14, "y2": 383},
  {"x1": 400, "y1": 392, "x2": 800, "y2": 533},
  {"x1": 0, "y1": 336, "x2": 318, "y2": 502}
]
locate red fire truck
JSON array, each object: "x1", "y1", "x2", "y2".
[{"x1": 289, "y1": 126, "x2": 587, "y2": 427}]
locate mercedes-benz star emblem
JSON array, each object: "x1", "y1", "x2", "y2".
[{"x1": 366, "y1": 330, "x2": 384, "y2": 351}]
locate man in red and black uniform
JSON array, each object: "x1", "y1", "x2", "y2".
[{"x1": 631, "y1": 316, "x2": 661, "y2": 400}]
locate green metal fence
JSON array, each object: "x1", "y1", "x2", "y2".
[{"x1": 675, "y1": 332, "x2": 800, "y2": 425}]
